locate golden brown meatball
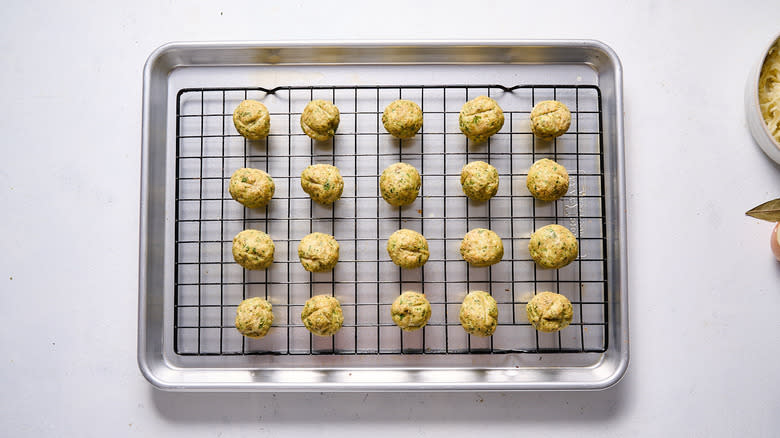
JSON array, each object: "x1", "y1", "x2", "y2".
[
  {"x1": 298, "y1": 232, "x2": 339, "y2": 273},
  {"x1": 459, "y1": 228, "x2": 504, "y2": 267},
  {"x1": 460, "y1": 161, "x2": 499, "y2": 201},
  {"x1": 301, "y1": 295, "x2": 344, "y2": 336},
  {"x1": 458, "y1": 96, "x2": 505, "y2": 143},
  {"x1": 528, "y1": 224, "x2": 578, "y2": 269},
  {"x1": 228, "y1": 167, "x2": 275, "y2": 208},
  {"x1": 459, "y1": 291, "x2": 498, "y2": 337},
  {"x1": 232, "y1": 229, "x2": 274, "y2": 270},
  {"x1": 526, "y1": 291, "x2": 573, "y2": 333},
  {"x1": 390, "y1": 291, "x2": 431, "y2": 331},
  {"x1": 233, "y1": 100, "x2": 270, "y2": 140},
  {"x1": 382, "y1": 100, "x2": 423, "y2": 139},
  {"x1": 235, "y1": 297, "x2": 274, "y2": 338},
  {"x1": 300, "y1": 100, "x2": 340, "y2": 141},
  {"x1": 387, "y1": 229, "x2": 429, "y2": 269},
  {"x1": 379, "y1": 162, "x2": 421, "y2": 207},
  {"x1": 530, "y1": 100, "x2": 571, "y2": 140},
  {"x1": 526, "y1": 159, "x2": 569, "y2": 201},
  {"x1": 300, "y1": 164, "x2": 344, "y2": 205}
]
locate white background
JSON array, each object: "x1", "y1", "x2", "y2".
[{"x1": 1, "y1": 1, "x2": 779, "y2": 436}]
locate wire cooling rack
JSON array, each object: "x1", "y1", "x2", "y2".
[{"x1": 173, "y1": 84, "x2": 608, "y2": 356}]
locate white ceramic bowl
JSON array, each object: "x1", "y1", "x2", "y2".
[{"x1": 745, "y1": 32, "x2": 780, "y2": 164}]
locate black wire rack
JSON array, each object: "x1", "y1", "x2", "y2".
[{"x1": 173, "y1": 84, "x2": 608, "y2": 356}]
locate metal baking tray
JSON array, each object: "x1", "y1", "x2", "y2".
[{"x1": 139, "y1": 40, "x2": 628, "y2": 391}]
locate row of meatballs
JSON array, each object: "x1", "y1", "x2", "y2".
[
  {"x1": 235, "y1": 290, "x2": 574, "y2": 340},
  {"x1": 233, "y1": 96, "x2": 572, "y2": 143},
  {"x1": 234, "y1": 224, "x2": 577, "y2": 274},
  {"x1": 232, "y1": 155, "x2": 570, "y2": 210}
]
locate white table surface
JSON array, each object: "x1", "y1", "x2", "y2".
[{"x1": 1, "y1": 1, "x2": 779, "y2": 436}]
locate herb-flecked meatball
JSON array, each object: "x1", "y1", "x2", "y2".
[
  {"x1": 526, "y1": 158, "x2": 569, "y2": 201},
  {"x1": 233, "y1": 99, "x2": 270, "y2": 140},
  {"x1": 300, "y1": 164, "x2": 344, "y2": 205},
  {"x1": 458, "y1": 96, "x2": 505, "y2": 143},
  {"x1": 391, "y1": 291, "x2": 431, "y2": 331},
  {"x1": 382, "y1": 99, "x2": 423, "y2": 139},
  {"x1": 530, "y1": 100, "x2": 571, "y2": 140},
  {"x1": 459, "y1": 291, "x2": 498, "y2": 337},
  {"x1": 235, "y1": 297, "x2": 274, "y2": 338},
  {"x1": 459, "y1": 228, "x2": 504, "y2": 267},
  {"x1": 526, "y1": 291, "x2": 573, "y2": 333},
  {"x1": 300, "y1": 100, "x2": 340, "y2": 141},
  {"x1": 380, "y1": 162, "x2": 421, "y2": 207},
  {"x1": 229, "y1": 167, "x2": 275, "y2": 208},
  {"x1": 232, "y1": 229, "x2": 274, "y2": 270},
  {"x1": 298, "y1": 232, "x2": 339, "y2": 273},
  {"x1": 528, "y1": 224, "x2": 578, "y2": 269},
  {"x1": 387, "y1": 229, "x2": 429, "y2": 269},
  {"x1": 301, "y1": 295, "x2": 344, "y2": 336},
  {"x1": 460, "y1": 161, "x2": 499, "y2": 201}
]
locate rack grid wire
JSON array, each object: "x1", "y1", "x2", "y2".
[{"x1": 173, "y1": 84, "x2": 608, "y2": 356}]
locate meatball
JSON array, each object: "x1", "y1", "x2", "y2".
[
  {"x1": 382, "y1": 99, "x2": 423, "y2": 139},
  {"x1": 528, "y1": 224, "x2": 578, "y2": 269},
  {"x1": 530, "y1": 100, "x2": 571, "y2": 140},
  {"x1": 387, "y1": 229, "x2": 429, "y2": 269},
  {"x1": 459, "y1": 291, "x2": 498, "y2": 337},
  {"x1": 235, "y1": 297, "x2": 274, "y2": 339},
  {"x1": 526, "y1": 291, "x2": 573, "y2": 333},
  {"x1": 232, "y1": 229, "x2": 274, "y2": 270},
  {"x1": 390, "y1": 291, "x2": 431, "y2": 331},
  {"x1": 380, "y1": 162, "x2": 421, "y2": 207},
  {"x1": 301, "y1": 295, "x2": 344, "y2": 336},
  {"x1": 458, "y1": 96, "x2": 505, "y2": 143},
  {"x1": 300, "y1": 164, "x2": 344, "y2": 205},
  {"x1": 460, "y1": 161, "x2": 499, "y2": 201},
  {"x1": 459, "y1": 228, "x2": 504, "y2": 267},
  {"x1": 233, "y1": 99, "x2": 270, "y2": 140},
  {"x1": 298, "y1": 232, "x2": 339, "y2": 273},
  {"x1": 300, "y1": 100, "x2": 340, "y2": 141},
  {"x1": 228, "y1": 167, "x2": 275, "y2": 208},
  {"x1": 526, "y1": 158, "x2": 569, "y2": 201}
]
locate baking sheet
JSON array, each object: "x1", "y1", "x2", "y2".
[{"x1": 139, "y1": 41, "x2": 628, "y2": 390}]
